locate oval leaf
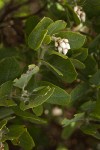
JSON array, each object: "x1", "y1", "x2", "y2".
[
  {"x1": 57, "y1": 31, "x2": 86, "y2": 50},
  {"x1": 13, "y1": 107, "x2": 47, "y2": 124},
  {"x1": 49, "y1": 56, "x2": 77, "y2": 83},
  {"x1": 40, "y1": 81, "x2": 71, "y2": 106},
  {"x1": 47, "y1": 20, "x2": 67, "y2": 35},
  {"x1": 28, "y1": 17, "x2": 53, "y2": 50},
  {"x1": 0, "y1": 57, "x2": 21, "y2": 85}
]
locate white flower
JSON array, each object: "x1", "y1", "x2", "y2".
[
  {"x1": 63, "y1": 39, "x2": 69, "y2": 43},
  {"x1": 59, "y1": 41, "x2": 66, "y2": 49},
  {"x1": 52, "y1": 107, "x2": 63, "y2": 116},
  {"x1": 53, "y1": 37, "x2": 71, "y2": 55},
  {"x1": 65, "y1": 43, "x2": 70, "y2": 49},
  {"x1": 63, "y1": 48, "x2": 68, "y2": 55},
  {"x1": 74, "y1": 6, "x2": 86, "y2": 22},
  {"x1": 74, "y1": 6, "x2": 79, "y2": 12},
  {"x1": 80, "y1": 12, "x2": 86, "y2": 22},
  {"x1": 58, "y1": 46, "x2": 63, "y2": 53},
  {"x1": 55, "y1": 42, "x2": 58, "y2": 47}
]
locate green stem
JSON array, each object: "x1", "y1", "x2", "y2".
[
  {"x1": 38, "y1": 46, "x2": 46, "y2": 67},
  {"x1": 34, "y1": 46, "x2": 47, "y2": 87}
]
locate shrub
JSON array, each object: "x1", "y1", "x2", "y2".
[{"x1": 0, "y1": 0, "x2": 100, "y2": 149}]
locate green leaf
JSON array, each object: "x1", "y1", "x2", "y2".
[
  {"x1": 33, "y1": 86, "x2": 46, "y2": 92},
  {"x1": 28, "y1": 29, "x2": 48, "y2": 50},
  {"x1": 81, "y1": 124, "x2": 100, "y2": 140},
  {"x1": 0, "y1": 99, "x2": 16, "y2": 107},
  {"x1": 41, "y1": 60, "x2": 63, "y2": 76},
  {"x1": 81, "y1": 55, "x2": 97, "y2": 76},
  {"x1": 72, "y1": 48, "x2": 88, "y2": 62},
  {"x1": 33, "y1": 105, "x2": 43, "y2": 116},
  {"x1": 0, "y1": 108, "x2": 14, "y2": 120},
  {"x1": 92, "y1": 89, "x2": 100, "y2": 119},
  {"x1": 80, "y1": 100, "x2": 96, "y2": 112},
  {"x1": 47, "y1": 20, "x2": 67, "y2": 35},
  {"x1": 0, "y1": 57, "x2": 21, "y2": 85},
  {"x1": 89, "y1": 70, "x2": 100, "y2": 87},
  {"x1": 28, "y1": 17, "x2": 53, "y2": 50},
  {"x1": 71, "y1": 83, "x2": 90, "y2": 105},
  {"x1": 20, "y1": 86, "x2": 55, "y2": 110},
  {"x1": 19, "y1": 131, "x2": 35, "y2": 150},
  {"x1": 0, "y1": 120, "x2": 7, "y2": 130},
  {"x1": 70, "y1": 58, "x2": 85, "y2": 69},
  {"x1": 49, "y1": 56, "x2": 77, "y2": 83},
  {"x1": 5, "y1": 125, "x2": 26, "y2": 140},
  {"x1": 0, "y1": 47, "x2": 18, "y2": 61},
  {"x1": 62, "y1": 124, "x2": 76, "y2": 140},
  {"x1": 14, "y1": 64, "x2": 39, "y2": 89},
  {"x1": 65, "y1": 3, "x2": 80, "y2": 25},
  {"x1": 48, "y1": 50, "x2": 68, "y2": 59},
  {"x1": 0, "y1": 81, "x2": 13, "y2": 99},
  {"x1": 57, "y1": 31, "x2": 86, "y2": 50},
  {"x1": 32, "y1": 86, "x2": 54, "y2": 107},
  {"x1": 89, "y1": 34, "x2": 100, "y2": 53},
  {"x1": 0, "y1": 81, "x2": 16, "y2": 107},
  {"x1": 48, "y1": 3, "x2": 66, "y2": 20},
  {"x1": 25, "y1": 16, "x2": 39, "y2": 36},
  {"x1": 62, "y1": 113, "x2": 84, "y2": 127},
  {"x1": 43, "y1": 35, "x2": 51, "y2": 44},
  {"x1": 40, "y1": 81, "x2": 71, "y2": 106},
  {"x1": 13, "y1": 107, "x2": 47, "y2": 124}
]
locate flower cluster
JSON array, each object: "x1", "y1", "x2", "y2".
[
  {"x1": 54, "y1": 37, "x2": 70, "y2": 55},
  {"x1": 74, "y1": 6, "x2": 86, "y2": 22}
]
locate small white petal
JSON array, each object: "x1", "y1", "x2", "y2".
[
  {"x1": 81, "y1": 12, "x2": 86, "y2": 22},
  {"x1": 52, "y1": 107, "x2": 63, "y2": 116},
  {"x1": 59, "y1": 42, "x2": 66, "y2": 49},
  {"x1": 63, "y1": 48, "x2": 68, "y2": 55},
  {"x1": 74, "y1": 6, "x2": 78, "y2": 12},
  {"x1": 63, "y1": 39, "x2": 69, "y2": 43},
  {"x1": 66, "y1": 43, "x2": 70, "y2": 49},
  {"x1": 55, "y1": 42, "x2": 58, "y2": 47},
  {"x1": 64, "y1": 43, "x2": 70, "y2": 49},
  {"x1": 77, "y1": 10, "x2": 82, "y2": 16},
  {"x1": 58, "y1": 46, "x2": 63, "y2": 53},
  {"x1": 80, "y1": 26, "x2": 89, "y2": 33},
  {"x1": 74, "y1": 6, "x2": 82, "y2": 12}
]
